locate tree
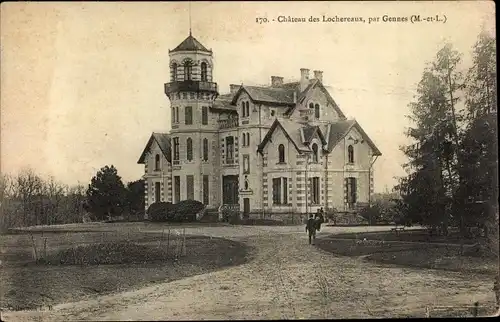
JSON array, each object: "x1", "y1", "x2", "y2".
[
  {"x1": 126, "y1": 179, "x2": 145, "y2": 219},
  {"x1": 13, "y1": 168, "x2": 44, "y2": 226},
  {"x1": 86, "y1": 165, "x2": 127, "y2": 221}
]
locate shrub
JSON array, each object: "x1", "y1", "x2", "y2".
[
  {"x1": 147, "y1": 200, "x2": 205, "y2": 222},
  {"x1": 147, "y1": 202, "x2": 174, "y2": 222}
]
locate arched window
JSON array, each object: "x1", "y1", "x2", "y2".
[
  {"x1": 183, "y1": 61, "x2": 192, "y2": 80},
  {"x1": 186, "y1": 138, "x2": 193, "y2": 161},
  {"x1": 312, "y1": 143, "x2": 318, "y2": 163},
  {"x1": 246, "y1": 133, "x2": 250, "y2": 146},
  {"x1": 245, "y1": 101, "x2": 250, "y2": 117},
  {"x1": 314, "y1": 104, "x2": 320, "y2": 119},
  {"x1": 241, "y1": 101, "x2": 245, "y2": 117},
  {"x1": 171, "y1": 63, "x2": 177, "y2": 81},
  {"x1": 201, "y1": 62, "x2": 208, "y2": 81},
  {"x1": 155, "y1": 154, "x2": 160, "y2": 170},
  {"x1": 348, "y1": 145, "x2": 354, "y2": 163},
  {"x1": 203, "y1": 138, "x2": 209, "y2": 161},
  {"x1": 309, "y1": 102, "x2": 314, "y2": 109},
  {"x1": 278, "y1": 144, "x2": 285, "y2": 163}
]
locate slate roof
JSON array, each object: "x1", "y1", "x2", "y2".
[
  {"x1": 211, "y1": 93, "x2": 237, "y2": 112},
  {"x1": 137, "y1": 133, "x2": 171, "y2": 164},
  {"x1": 231, "y1": 85, "x2": 297, "y2": 106},
  {"x1": 257, "y1": 118, "x2": 310, "y2": 154},
  {"x1": 170, "y1": 34, "x2": 211, "y2": 53},
  {"x1": 326, "y1": 120, "x2": 382, "y2": 155}
]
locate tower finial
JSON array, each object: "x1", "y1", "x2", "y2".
[{"x1": 189, "y1": 1, "x2": 192, "y2": 36}]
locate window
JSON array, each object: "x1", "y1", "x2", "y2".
[
  {"x1": 272, "y1": 178, "x2": 282, "y2": 205},
  {"x1": 241, "y1": 101, "x2": 246, "y2": 117},
  {"x1": 173, "y1": 138, "x2": 179, "y2": 161},
  {"x1": 226, "y1": 136, "x2": 234, "y2": 163},
  {"x1": 314, "y1": 103, "x2": 320, "y2": 119},
  {"x1": 346, "y1": 177, "x2": 357, "y2": 208},
  {"x1": 202, "y1": 106, "x2": 208, "y2": 125},
  {"x1": 348, "y1": 145, "x2": 354, "y2": 163},
  {"x1": 310, "y1": 177, "x2": 320, "y2": 205},
  {"x1": 278, "y1": 144, "x2": 285, "y2": 163},
  {"x1": 246, "y1": 133, "x2": 250, "y2": 146},
  {"x1": 172, "y1": 107, "x2": 176, "y2": 123},
  {"x1": 309, "y1": 102, "x2": 314, "y2": 109},
  {"x1": 186, "y1": 175, "x2": 194, "y2": 200},
  {"x1": 155, "y1": 182, "x2": 161, "y2": 203},
  {"x1": 243, "y1": 154, "x2": 250, "y2": 174},
  {"x1": 155, "y1": 154, "x2": 160, "y2": 170},
  {"x1": 185, "y1": 106, "x2": 193, "y2": 124},
  {"x1": 174, "y1": 176, "x2": 180, "y2": 203},
  {"x1": 273, "y1": 177, "x2": 288, "y2": 205},
  {"x1": 283, "y1": 177, "x2": 288, "y2": 205},
  {"x1": 175, "y1": 107, "x2": 179, "y2": 123},
  {"x1": 201, "y1": 62, "x2": 208, "y2": 81},
  {"x1": 203, "y1": 175, "x2": 209, "y2": 204},
  {"x1": 312, "y1": 143, "x2": 319, "y2": 163},
  {"x1": 184, "y1": 61, "x2": 192, "y2": 80},
  {"x1": 203, "y1": 138, "x2": 209, "y2": 161},
  {"x1": 246, "y1": 102, "x2": 250, "y2": 117},
  {"x1": 171, "y1": 63, "x2": 177, "y2": 81},
  {"x1": 186, "y1": 138, "x2": 193, "y2": 161}
]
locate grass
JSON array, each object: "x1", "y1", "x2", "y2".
[
  {"x1": 0, "y1": 226, "x2": 250, "y2": 311},
  {"x1": 316, "y1": 229, "x2": 499, "y2": 276}
]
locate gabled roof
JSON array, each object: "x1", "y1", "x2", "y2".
[
  {"x1": 170, "y1": 34, "x2": 211, "y2": 53},
  {"x1": 231, "y1": 85, "x2": 297, "y2": 106},
  {"x1": 211, "y1": 93, "x2": 237, "y2": 113},
  {"x1": 137, "y1": 133, "x2": 171, "y2": 164},
  {"x1": 327, "y1": 120, "x2": 382, "y2": 156},
  {"x1": 285, "y1": 81, "x2": 346, "y2": 119},
  {"x1": 257, "y1": 119, "x2": 309, "y2": 155},
  {"x1": 301, "y1": 125, "x2": 327, "y2": 146}
]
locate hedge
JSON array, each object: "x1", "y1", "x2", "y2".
[{"x1": 147, "y1": 200, "x2": 205, "y2": 222}]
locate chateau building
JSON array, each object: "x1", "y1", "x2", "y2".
[{"x1": 138, "y1": 32, "x2": 382, "y2": 220}]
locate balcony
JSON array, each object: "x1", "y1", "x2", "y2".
[
  {"x1": 218, "y1": 118, "x2": 239, "y2": 129},
  {"x1": 164, "y1": 80, "x2": 218, "y2": 95}
]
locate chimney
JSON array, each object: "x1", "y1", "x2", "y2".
[
  {"x1": 313, "y1": 70, "x2": 323, "y2": 83},
  {"x1": 300, "y1": 68, "x2": 310, "y2": 91},
  {"x1": 271, "y1": 76, "x2": 284, "y2": 87},
  {"x1": 229, "y1": 84, "x2": 240, "y2": 95}
]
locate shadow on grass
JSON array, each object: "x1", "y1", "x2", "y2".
[{"x1": 1, "y1": 235, "x2": 250, "y2": 311}]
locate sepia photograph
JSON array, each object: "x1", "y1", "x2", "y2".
[{"x1": 0, "y1": 1, "x2": 498, "y2": 320}]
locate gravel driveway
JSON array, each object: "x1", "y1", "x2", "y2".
[{"x1": 2, "y1": 225, "x2": 497, "y2": 320}]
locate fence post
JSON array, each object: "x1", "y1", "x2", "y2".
[
  {"x1": 166, "y1": 228, "x2": 170, "y2": 257},
  {"x1": 30, "y1": 233, "x2": 38, "y2": 262},
  {"x1": 182, "y1": 228, "x2": 186, "y2": 256},
  {"x1": 473, "y1": 302, "x2": 479, "y2": 317},
  {"x1": 425, "y1": 306, "x2": 430, "y2": 318}
]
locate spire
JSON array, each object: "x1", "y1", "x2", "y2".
[{"x1": 189, "y1": 1, "x2": 192, "y2": 36}]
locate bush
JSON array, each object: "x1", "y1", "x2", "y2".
[{"x1": 147, "y1": 200, "x2": 205, "y2": 222}]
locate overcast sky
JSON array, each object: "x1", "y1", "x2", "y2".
[{"x1": 1, "y1": 1, "x2": 494, "y2": 192}]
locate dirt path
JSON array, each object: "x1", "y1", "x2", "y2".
[{"x1": 2, "y1": 226, "x2": 497, "y2": 320}]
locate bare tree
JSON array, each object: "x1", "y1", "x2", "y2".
[{"x1": 13, "y1": 168, "x2": 44, "y2": 226}]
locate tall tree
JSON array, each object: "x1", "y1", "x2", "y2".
[
  {"x1": 13, "y1": 168, "x2": 44, "y2": 226},
  {"x1": 86, "y1": 165, "x2": 127, "y2": 221},
  {"x1": 126, "y1": 179, "x2": 145, "y2": 219},
  {"x1": 397, "y1": 43, "x2": 465, "y2": 231}
]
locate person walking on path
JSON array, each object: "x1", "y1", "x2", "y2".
[{"x1": 306, "y1": 214, "x2": 317, "y2": 245}]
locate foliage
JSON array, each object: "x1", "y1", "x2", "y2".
[
  {"x1": 126, "y1": 179, "x2": 145, "y2": 218},
  {"x1": 147, "y1": 200, "x2": 205, "y2": 222},
  {"x1": 396, "y1": 30, "x2": 498, "y2": 241},
  {"x1": 86, "y1": 165, "x2": 127, "y2": 221}
]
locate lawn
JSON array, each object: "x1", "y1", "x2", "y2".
[
  {"x1": 316, "y1": 228, "x2": 499, "y2": 276},
  {"x1": 0, "y1": 225, "x2": 250, "y2": 311}
]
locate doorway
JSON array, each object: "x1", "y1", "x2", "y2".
[
  {"x1": 222, "y1": 175, "x2": 239, "y2": 204},
  {"x1": 243, "y1": 198, "x2": 250, "y2": 218}
]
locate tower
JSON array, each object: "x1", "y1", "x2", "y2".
[{"x1": 164, "y1": 33, "x2": 219, "y2": 205}]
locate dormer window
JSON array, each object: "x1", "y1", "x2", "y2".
[
  {"x1": 311, "y1": 143, "x2": 319, "y2": 163},
  {"x1": 246, "y1": 102, "x2": 250, "y2": 117},
  {"x1": 201, "y1": 62, "x2": 208, "y2": 81},
  {"x1": 309, "y1": 103, "x2": 314, "y2": 109},
  {"x1": 348, "y1": 145, "x2": 354, "y2": 163},
  {"x1": 241, "y1": 101, "x2": 245, "y2": 117},
  {"x1": 314, "y1": 104, "x2": 320, "y2": 119},
  {"x1": 241, "y1": 101, "x2": 250, "y2": 118},
  {"x1": 155, "y1": 154, "x2": 160, "y2": 170}
]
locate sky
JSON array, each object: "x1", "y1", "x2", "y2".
[{"x1": 0, "y1": 1, "x2": 495, "y2": 192}]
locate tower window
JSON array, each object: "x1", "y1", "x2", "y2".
[
  {"x1": 241, "y1": 101, "x2": 246, "y2": 117},
  {"x1": 203, "y1": 138, "x2": 209, "y2": 161},
  {"x1": 184, "y1": 61, "x2": 192, "y2": 81},
  {"x1": 311, "y1": 143, "x2": 319, "y2": 163},
  {"x1": 185, "y1": 106, "x2": 193, "y2": 125},
  {"x1": 173, "y1": 138, "x2": 179, "y2": 161},
  {"x1": 155, "y1": 154, "x2": 160, "y2": 170},
  {"x1": 348, "y1": 145, "x2": 354, "y2": 163},
  {"x1": 202, "y1": 106, "x2": 208, "y2": 125},
  {"x1": 245, "y1": 102, "x2": 250, "y2": 117},
  {"x1": 314, "y1": 104, "x2": 320, "y2": 119},
  {"x1": 201, "y1": 62, "x2": 208, "y2": 81},
  {"x1": 186, "y1": 138, "x2": 193, "y2": 161},
  {"x1": 278, "y1": 144, "x2": 285, "y2": 163},
  {"x1": 171, "y1": 63, "x2": 177, "y2": 81},
  {"x1": 175, "y1": 107, "x2": 179, "y2": 123},
  {"x1": 226, "y1": 136, "x2": 234, "y2": 163}
]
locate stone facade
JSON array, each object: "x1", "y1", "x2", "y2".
[{"x1": 138, "y1": 33, "x2": 382, "y2": 219}]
